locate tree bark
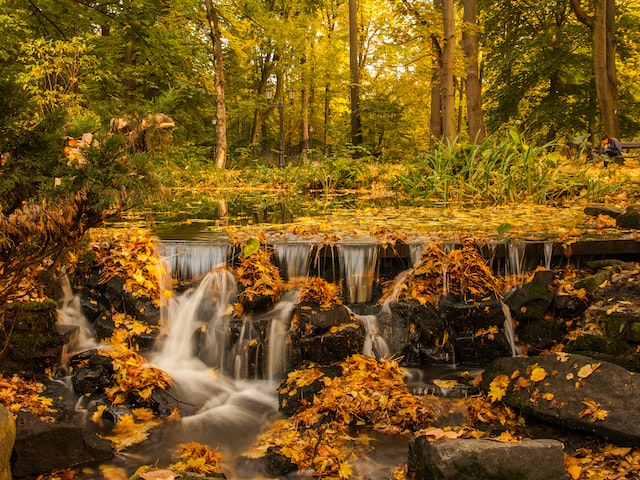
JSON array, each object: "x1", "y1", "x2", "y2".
[
  {"x1": 204, "y1": 0, "x2": 228, "y2": 169},
  {"x1": 429, "y1": 34, "x2": 443, "y2": 144},
  {"x1": 440, "y1": 0, "x2": 456, "y2": 143},
  {"x1": 461, "y1": 0, "x2": 485, "y2": 143},
  {"x1": 569, "y1": 0, "x2": 620, "y2": 138},
  {"x1": 349, "y1": 0, "x2": 362, "y2": 151}
]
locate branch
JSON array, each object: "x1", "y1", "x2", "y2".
[{"x1": 569, "y1": 0, "x2": 594, "y2": 29}]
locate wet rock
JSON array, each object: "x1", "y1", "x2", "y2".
[
  {"x1": 278, "y1": 364, "x2": 343, "y2": 416},
  {"x1": 616, "y1": 204, "x2": 640, "y2": 229},
  {"x1": 0, "y1": 300, "x2": 65, "y2": 376},
  {"x1": 290, "y1": 304, "x2": 364, "y2": 366},
  {"x1": 383, "y1": 301, "x2": 452, "y2": 366},
  {"x1": 583, "y1": 205, "x2": 624, "y2": 219},
  {"x1": 440, "y1": 296, "x2": 512, "y2": 366},
  {"x1": 482, "y1": 353, "x2": 640, "y2": 446},
  {"x1": 0, "y1": 406, "x2": 15, "y2": 480},
  {"x1": 11, "y1": 421, "x2": 112, "y2": 478},
  {"x1": 409, "y1": 437, "x2": 568, "y2": 480},
  {"x1": 505, "y1": 270, "x2": 555, "y2": 322},
  {"x1": 70, "y1": 350, "x2": 114, "y2": 395}
]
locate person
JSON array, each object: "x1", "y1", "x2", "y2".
[{"x1": 602, "y1": 135, "x2": 623, "y2": 157}]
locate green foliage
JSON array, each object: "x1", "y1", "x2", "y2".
[{"x1": 395, "y1": 130, "x2": 617, "y2": 205}]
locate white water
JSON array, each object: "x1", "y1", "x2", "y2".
[
  {"x1": 337, "y1": 242, "x2": 379, "y2": 303},
  {"x1": 273, "y1": 241, "x2": 313, "y2": 282},
  {"x1": 501, "y1": 300, "x2": 520, "y2": 357},
  {"x1": 544, "y1": 240, "x2": 554, "y2": 270},
  {"x1": 158, "y1": 241, "x2": 228, "y2": 280},
  {"x1": 355, "y1": 313, "x2": 391, "y2": 359},
  {"x1": 56, "y1": 275, "x2": 97, "y2": 356},
  {"x1": 507, "y1": 240, "x2": 526, "y2": 282}
]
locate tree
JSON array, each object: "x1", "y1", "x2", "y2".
[
  {"x1": 204, "y1": 0, "x2": 228, "y2": 169},
  {"x1": 570, "y1": 0, "x2": 620, "y2": 138},
  {"x1": 440, "y1": 0, "x2": 456, "y2": 143},
  {"x1": 461, "y1": 0, "x2": 485, "y2": 143},
  {"x1": 349, "y1": 0, "x2": 363, "y2": 150}
]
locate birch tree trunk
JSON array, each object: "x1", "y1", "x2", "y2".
[{"x1": 204, "y1": 0, "x2": 228, "y2": 169}]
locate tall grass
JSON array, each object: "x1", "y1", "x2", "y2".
[{"x1": 394, "y1": 129, "x2": 627, "y2": 205}]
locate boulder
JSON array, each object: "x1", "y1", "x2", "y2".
[
  {"x1": 11, "y1": 421, "x2": 112, "y2": 478},
  {"x1": 616, "y1": 204, "x2": 640, "y2": 229},
  {"x1": 482, "y1": 353, "x2": 640, "y2": 446},
  {"x1": 409, "y1": 437, "x2": 568, "y2": 480},
  {"x1": 0, "y1": 406, "x2": 15, "y2": 480}
]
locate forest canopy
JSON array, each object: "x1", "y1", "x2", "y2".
[{"x1": 2, "y1": 0, "x2": 640, "y2": 177}]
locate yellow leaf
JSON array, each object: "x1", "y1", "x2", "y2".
[
  {"x1": 567, "y1": 464, "x2": 582, "y2": 480},
  {"x1": 338, "y1": 461, "x2": 352, "y2": 479},
  {"x1": 542, "y1": 392, "x2": 554, "y2": 401},
  {"x1": 577, "y1": 363, "x2": 601, "y2": 379},
  {"x1": 530, "y1": 367, "x2": 547, "y2": 382}
]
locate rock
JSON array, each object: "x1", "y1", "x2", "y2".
[
  {"x1": 0, "y1": 406, "x2": 15, "y2": 480},
  {"x1": 11, "y1": 421, "x2": 112, "y2": 478},
  {"x1": 383, "y1": 301, "x2": 452, "y2": 366},
  {"x1": 440, "y1": 296, "x2": 512, "y2": 366},
  {"x1": 0, "y1": 299, "x2": 65, "y2": 376},
  {"x1": 584, "y1": 205, "x2": 624, "y2": 219},
  {"x1": 616, "y1": 204, "x2": 640, "y2": 229},
  {"x1": 289, "y1": 304, "x2": 364, "y2": 366},
  {"x1": 409, "y1": 437, "x2": 568, "y2": 480},
  {"x1": 482, "y1": 353, "x2": 640, "y2": 446},
  {"x1": 505, "y1": 270, "x2": 555, "y2": 322}
]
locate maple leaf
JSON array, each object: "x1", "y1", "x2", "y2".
[{"x1": 487, "y1": 374, "x2": 510, "y2": 402}]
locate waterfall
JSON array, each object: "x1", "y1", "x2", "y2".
[
  {"x1": 56, "y1": 275, "x2": 97, "y2": 356},
  {"x1": 544, "y1": 240, "x2": 554, "y2": 270},
  {"x1": 507, "y1": 240, "x2": 526, "y2": 282},
  {"x1": 337, "y1": 241, "x2": 379, "y2": 303},
  {"x1": 154, "y1": 268, "x2": 236, "y2": 372},
  {"x1": 158, "y1": 241, "x2": 229, "y2": 280},
  {"x1": 349, "y1": 311, "x2": 391, "y2": 360},
  {"x1": 273, "y1": 241, "x2": 313, "y2": 282},
  {"x1": 501, "y1": 301, "x2": 520, "y2": 357}
]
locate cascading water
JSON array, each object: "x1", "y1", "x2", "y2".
[
  {"x1": 507, "y1": 240, "x2": 526, "y2": 282},
  {"x1": 337, "y1": 241, "x2": 379, "y2": 304},
  {"x1": 273, "y1": 241, "x2": 313, "y2": 282},
  {"x1": 56, "y1": 275, "x2": 97, "y2": 357},
  {"x1": 501, "y1": 300, "x2": 520, "y2": 357},
  {"x1": 354, "y1": 313, "x2": 391, "y2": 359},
  {"x1": 544, "y1": 240, "x2": 554, "y2": 270},
  {"x1": 158, "y1": 241, "x2": 229, "y2": 280}
]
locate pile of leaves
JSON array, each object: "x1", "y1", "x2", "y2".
[
  {"x1": 99, "y1": 328, "x2": 171, "y2": 406},
  {"x1": 93, "y1": 406, "x2": 161, "y2": 452},
  {"x1": 0, "y1": 373, "x2": 56, "y2": 422},
  {"x1": 131, "y1": 442, "x2": 223, "y2": 479},
  {"x1": 396, "y1": 241, "x2": 502, "y2": 306},
  {"x1": 565, "y1": 444, "x2": 640, "y2": 479},
  {"x1": 83, "y1": 228, "x2": 167, "y2": 307},
  {"x1": 298, "y1": 277, "x2": 343, "y2": 310},
  {"x1": 250, "y1": 354, "x2": 435, "y2": 478},
  {"x1": 233, "y1": 237, "x2": 283, "y2": 311}
]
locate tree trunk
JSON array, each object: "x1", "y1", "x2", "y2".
[
  {"x1": 204, "y1": 0, "x2": 228, "y2": 169},
  {"x1": 569, "y1": 0, "x2": 620, "y2": 138},
  {"x1": 429, "y1": 34, "x2": 443, "y2": 145},
  {"x1": 349, "y1": 0, "x2": 362, "y2": 151},
  {"x1": 461, "y1": 0, "x2": 485, "y2": 143},
  {"x1": 301, "y1": 52, "x2": 311, "y2": 164},
  {"x1": 440, "y1": 0, "x2": 456, "y2": 143}
]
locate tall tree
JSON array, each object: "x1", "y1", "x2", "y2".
[
  {"x1": 461, "y1": 0, "x2": 485, "y2": 143},
  {"x1": 349, "y1": 0, "x2": 363, "y2": 149},
  {"x1": 440, "y1": 0, "x2": 456, "y2": 143},
  {"x1": 204, "y1": 0, "x2": 228, "y2": 169},
  {"x1": 570, "y1": 0, "x2": 620, "y2": 138}
]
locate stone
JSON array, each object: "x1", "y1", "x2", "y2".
[
  {"x1": 409, "y1": 437, "x2": 568, "y2": 480},
  {"x1": 0, "y1": 406, "x2": 15, "y2": 480},
  {"x1": 482, "y1": 353, "x2": 640, "y2": 446},
  {"x1": 11, "y1": 421, "x2": 112, "y2": 478},
  {"x1": 616, "y1": 204, "x2": 640, "y2": 229},
  {"x1": 583, "y1": 205, "x2": 624, "y2": 219}
]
